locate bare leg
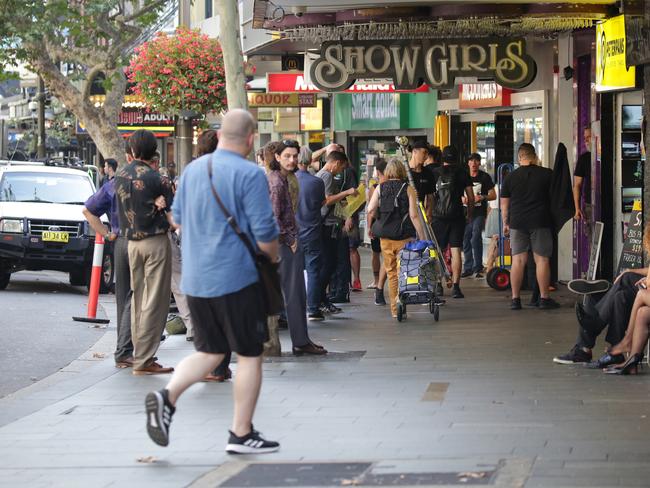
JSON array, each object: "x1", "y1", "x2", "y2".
[
  {"x1": 231, "y1": 355, "x2": 263, "y2": 437},
  {"x1": 611, "y1": 290, "x2": 650, "y2": 355},
  {"x1": 165, "y1": 352, "x2": 224, "y2": 406},
  {"x1": 510, "y1": 252, "x2": 528, "y2": 299},
  {"x1": 486, "y1": 236, "x2": 498, "y2": 273},
  {"x1": 630, "y1": 306, "x2": 650, "y2": 356},
  {"x1": 377, "y1": 263, "x2": 387, "y2": 289},
  {"x1": 450, "y1": 247, "x2": 462, "y2": 284},
  {"x1": 350, "y1": 248, "x2": 361, "y2": 283},
  {"x1": 533, "y1": 254, "x2": 551, "y2": 299},
  {"x1": 370, "y1": 252, "x2": 380, "y2": 287}
]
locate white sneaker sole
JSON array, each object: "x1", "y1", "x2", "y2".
[
  {"x1": 145, "y1": 391, "x2": 169, "y2": 446},
  {"x1": 567, "y1": 279, "x2": 610, "y2": 295},
  {"x1": 225, "y1": 443, "x2": 280, "y2": 454},
  {"x1": 553, "y1": 357, "x2": 588, "y2": 365}
]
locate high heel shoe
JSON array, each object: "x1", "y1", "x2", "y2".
[{"x1": 604, "y1": 353, "x2": 644, "y2": 375}]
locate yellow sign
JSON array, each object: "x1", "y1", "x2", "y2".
[
  {"x1": 596, "y1": 15, "x2": 636, "y2": 92},
  {"x1": 42, "y1": 231, "x2": 69, "y2": 243}
]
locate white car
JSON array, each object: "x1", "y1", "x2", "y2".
[{"x1": 0, "y1": 163, "x2": 113, "y2": 291}]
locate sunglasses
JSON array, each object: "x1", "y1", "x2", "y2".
[{"x1": 282, "y1": 139, "x2": 300, "y2": 149}]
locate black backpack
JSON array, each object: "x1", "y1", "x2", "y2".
[
  {"x1": 371, "y1": 182, "x2": 412, "y2": 240},
  {"x1": 433, "y1": 168, "x2": 457, "y2": 218}
]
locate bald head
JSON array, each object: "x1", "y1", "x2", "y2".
[{"x1": 219, "y1": 109, "x2": 256, "y2": 144}]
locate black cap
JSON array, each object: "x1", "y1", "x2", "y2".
[
  {"x1": 468, "y1": 152, "x2": 481, "y2": 162},
  {"x1": 442, "y1": 145, "x2": 459, "y2": 164},
  {"x1": 411, "y1": 140, "x2": 429, "y2": 150}
]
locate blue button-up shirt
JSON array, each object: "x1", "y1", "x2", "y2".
[
  {"x1": 83, "y1": 178, "x2": 120, "y2": 234},
  {"x1": 296, "y1": 169, "x2": 325, "y2": 243},
  {"x1": 172, "y1": 149, "x2": 279, "y2": 298}
]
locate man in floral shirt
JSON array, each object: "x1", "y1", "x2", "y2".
[
  {"x1": 268, "y1": 140, "x2": 326, "y2": 356},
  {"x1": 115, "y1": 130, "x2": 175, "y2": 375}
]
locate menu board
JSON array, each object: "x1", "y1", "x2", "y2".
[{"x1": 617, "y1": 200, "x2": 644, "y2": 274}]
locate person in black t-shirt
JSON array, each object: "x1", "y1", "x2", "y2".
[
  {"x1": 430, "y1": 146, "x2": 474, "y2": 298},
  {"x1": 501, "y1": 143, "x2": 560, "y2": 311},
  {"x1": 572, "y1": 127, "x2": 592, "y2": 220},
  {"x1": 424, "y1": 144, "x2": 442, "y2": 170},
  {"x1": 461, "y1": 153, "x2": 495, "y2": 278},
  {"x1": 409, "y1": 140, "x2": 436, "y2": 214}
]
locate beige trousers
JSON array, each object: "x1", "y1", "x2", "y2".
[
  {"x1": 381, "y1": 238, "x2": 412, "y2": 317},
  {"x1": 128, "y1": 234, "x2": 172, "y2": 370}
]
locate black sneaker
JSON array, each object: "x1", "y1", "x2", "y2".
[
  {"x1": 145, "y1": 389, "x2": 175, "y2": 447},
  {"x1": 461, "y1": 270, "x2": 473, "y2": 278},
  {"x1": 226, "y1": 428, "x2": 280, "y2": 454},
  {"x1": 474, "y1": 272, "x2": 484, "y2": 279},
  {"x1": 526, "y1": 298, "x2": 539, "y2": 308},
  {"x1": 320, "y1": 303, "x2": 342, "y2": 315},
  {"x1": 374, "y1": 288, "x2": 387, "y2": 306},
  {"x1": 539, "y1": 297, "x2": 561, "y2": 310},
  {"x1": 567, "y1": 279, "x2": 610, "y2": 295},
  {"x1": 553, "y1": 345, "x2": 592, "y2": 365},
  {"x1": 511, "y1": 298, "x2": 522, "y2": 310},
  {"x1": 308, "y1": 311, "x2": 325, "y2": 321},
  {"x1": 451, "y1": 284, "x2": 464, "y2": 298}
]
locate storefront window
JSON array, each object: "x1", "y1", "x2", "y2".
[{"x1": 513, "y1": 109, "x2": 544, "y2": 165}]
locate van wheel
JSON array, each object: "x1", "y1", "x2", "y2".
[
  {"x1": 0, "y1": 272, "x2": 10, "y2": 290},
  {"x1": 69, "y1": 268, "x2": 86, "y2": 286},
  {"x1": 85, "y1": 252, "x2": 114, "y2": 294}
]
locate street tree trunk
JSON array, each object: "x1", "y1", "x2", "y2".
[
  {"x1": 33, "y1": 54, "x2": 127, "y2": 165},
  {"x1": 218, "y1": 0, "x2": 248, "y2": 110}
]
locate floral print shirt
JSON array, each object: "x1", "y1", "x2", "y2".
[
  {"x1": 114, "y1": 160, "x2": 174, "y2": 241},
  {"x1": 267, "y1": 170, "x2": 298, "y2": 247}
]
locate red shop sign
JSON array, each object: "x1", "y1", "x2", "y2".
[
  {"x1": 266, "y1": 72, "x2": 429, "y2": 94},
  {"x1": 458, "y1": 83, "x2": 511, "y2": 109}
]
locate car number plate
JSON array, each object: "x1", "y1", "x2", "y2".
[{"x1": 42, "y1": 231, "x2": 69, "y2": 243}]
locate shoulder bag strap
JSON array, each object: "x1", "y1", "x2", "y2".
[{"x1": 206, "y1": 158, "x2": 258, "y2": 262}]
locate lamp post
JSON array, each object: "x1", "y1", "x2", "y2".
[{"x1": 37, "y1": 76, "x2": 46, "y2": 159}]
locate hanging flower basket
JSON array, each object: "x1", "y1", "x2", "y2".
[{"x1": 127, "y1": 27, "x2": 227, "y2": 118}]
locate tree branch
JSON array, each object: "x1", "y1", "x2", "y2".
[
  {"x1": 45, "y1": 38, "x2": 108, "y2": 67},
  {"x1": 103, "y1": 68, "x2": 127, "y2": 125},
  {"x1": 120, "y1": 0, "x2": 169, "y2": 24}
]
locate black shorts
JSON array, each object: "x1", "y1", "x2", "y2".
[
  {"x1": 371, "y1": 237, "x2": 382, "y2": 253},
  {"x1": 431, "y1": 218, "x2": 465, "y2": 249},
  {"x1": 187, "y1": 283, "x2": 268, "y2": 357}
]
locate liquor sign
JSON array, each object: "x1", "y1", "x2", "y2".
[
  {"x1": 596, "y1": 15, "x2": 636, "y2": 92},
  {"x1": 266, "y1": 72, "x2": 429, "y2": 93},
  {"x1": 458, "y1": 83, "x2": 511, "y2": 109},
  {"x1": 625, "y1": 16, "x2": 650, "y2": 66},
  {"x1": 309, "y1": 39, "x2": 537, "y2": 92},
  {"x1": 247, "y1": 92, "x2": 317, "y2": 107}
]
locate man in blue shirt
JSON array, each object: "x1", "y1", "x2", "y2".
[
  {"x1": 144, "y1": 109, "x2": 281, "y2": 455},
  {"x1": 296, "y1": 153, "x2": 326, "y2": 321},
  {"x1": 82, "y1": 157, "x2": 133, "y2": 369}
]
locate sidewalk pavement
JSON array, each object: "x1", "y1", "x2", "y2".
[{"x1": 2, "y1": 267, "x2": 650, "y2": 487}]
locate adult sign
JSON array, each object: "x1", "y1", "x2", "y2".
[
  {"x1": 309, "y1": 39, "x2": 537, "y2": 92},
  {"x1": 247, "y1": 92, "x2": 317, "y2": 107},
  {"x1": 266, "y1": 72, "x2": 429, "y2": 93},
  {"x1": 596, "y1": 15, "x2": 636, "y2": 92},
  {"x1": 458, "y1": 83, "x2": 511, "y2": 109}
]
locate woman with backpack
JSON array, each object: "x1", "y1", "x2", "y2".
[{"x1": 367, "y1": 158, "x2": 425, "y2": 319}]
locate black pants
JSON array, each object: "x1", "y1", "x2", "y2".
[
  {"x1": 320, "y1": 225, "x2": 339, "y2": 305},
  {"x1": 576, "y1": 271, "x2": 644, "y2": 348},
  {"x1": 331, "y1": 235, "x2": 351, "y2": 300},
  {"x1": 114, "y1": 236, "x2": 134, "y2": 362}
]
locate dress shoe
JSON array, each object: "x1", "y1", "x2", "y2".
[
  {"x1": 293, "y1": 342, "x2": 327, "y2": 356},
  {"x1": 132, "y1": 362, "x2": 174, "y2": 375},
  {"x1": 203, "y1": 367, "x2": 233, "y2": 382},
  {"x1": 604, "y1": 353, "x2": 643, "y2": 375},
  {"x1": 115, "y1": 357, "x2": 134, "y2": 369}
]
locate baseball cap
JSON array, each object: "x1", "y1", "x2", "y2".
[{"x1": 442, "y1": 146, "x2": 459, "y2": 164}]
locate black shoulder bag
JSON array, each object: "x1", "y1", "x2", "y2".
[{"x1": 207, "y1": 159, "x2": 283, "y2": 316}]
